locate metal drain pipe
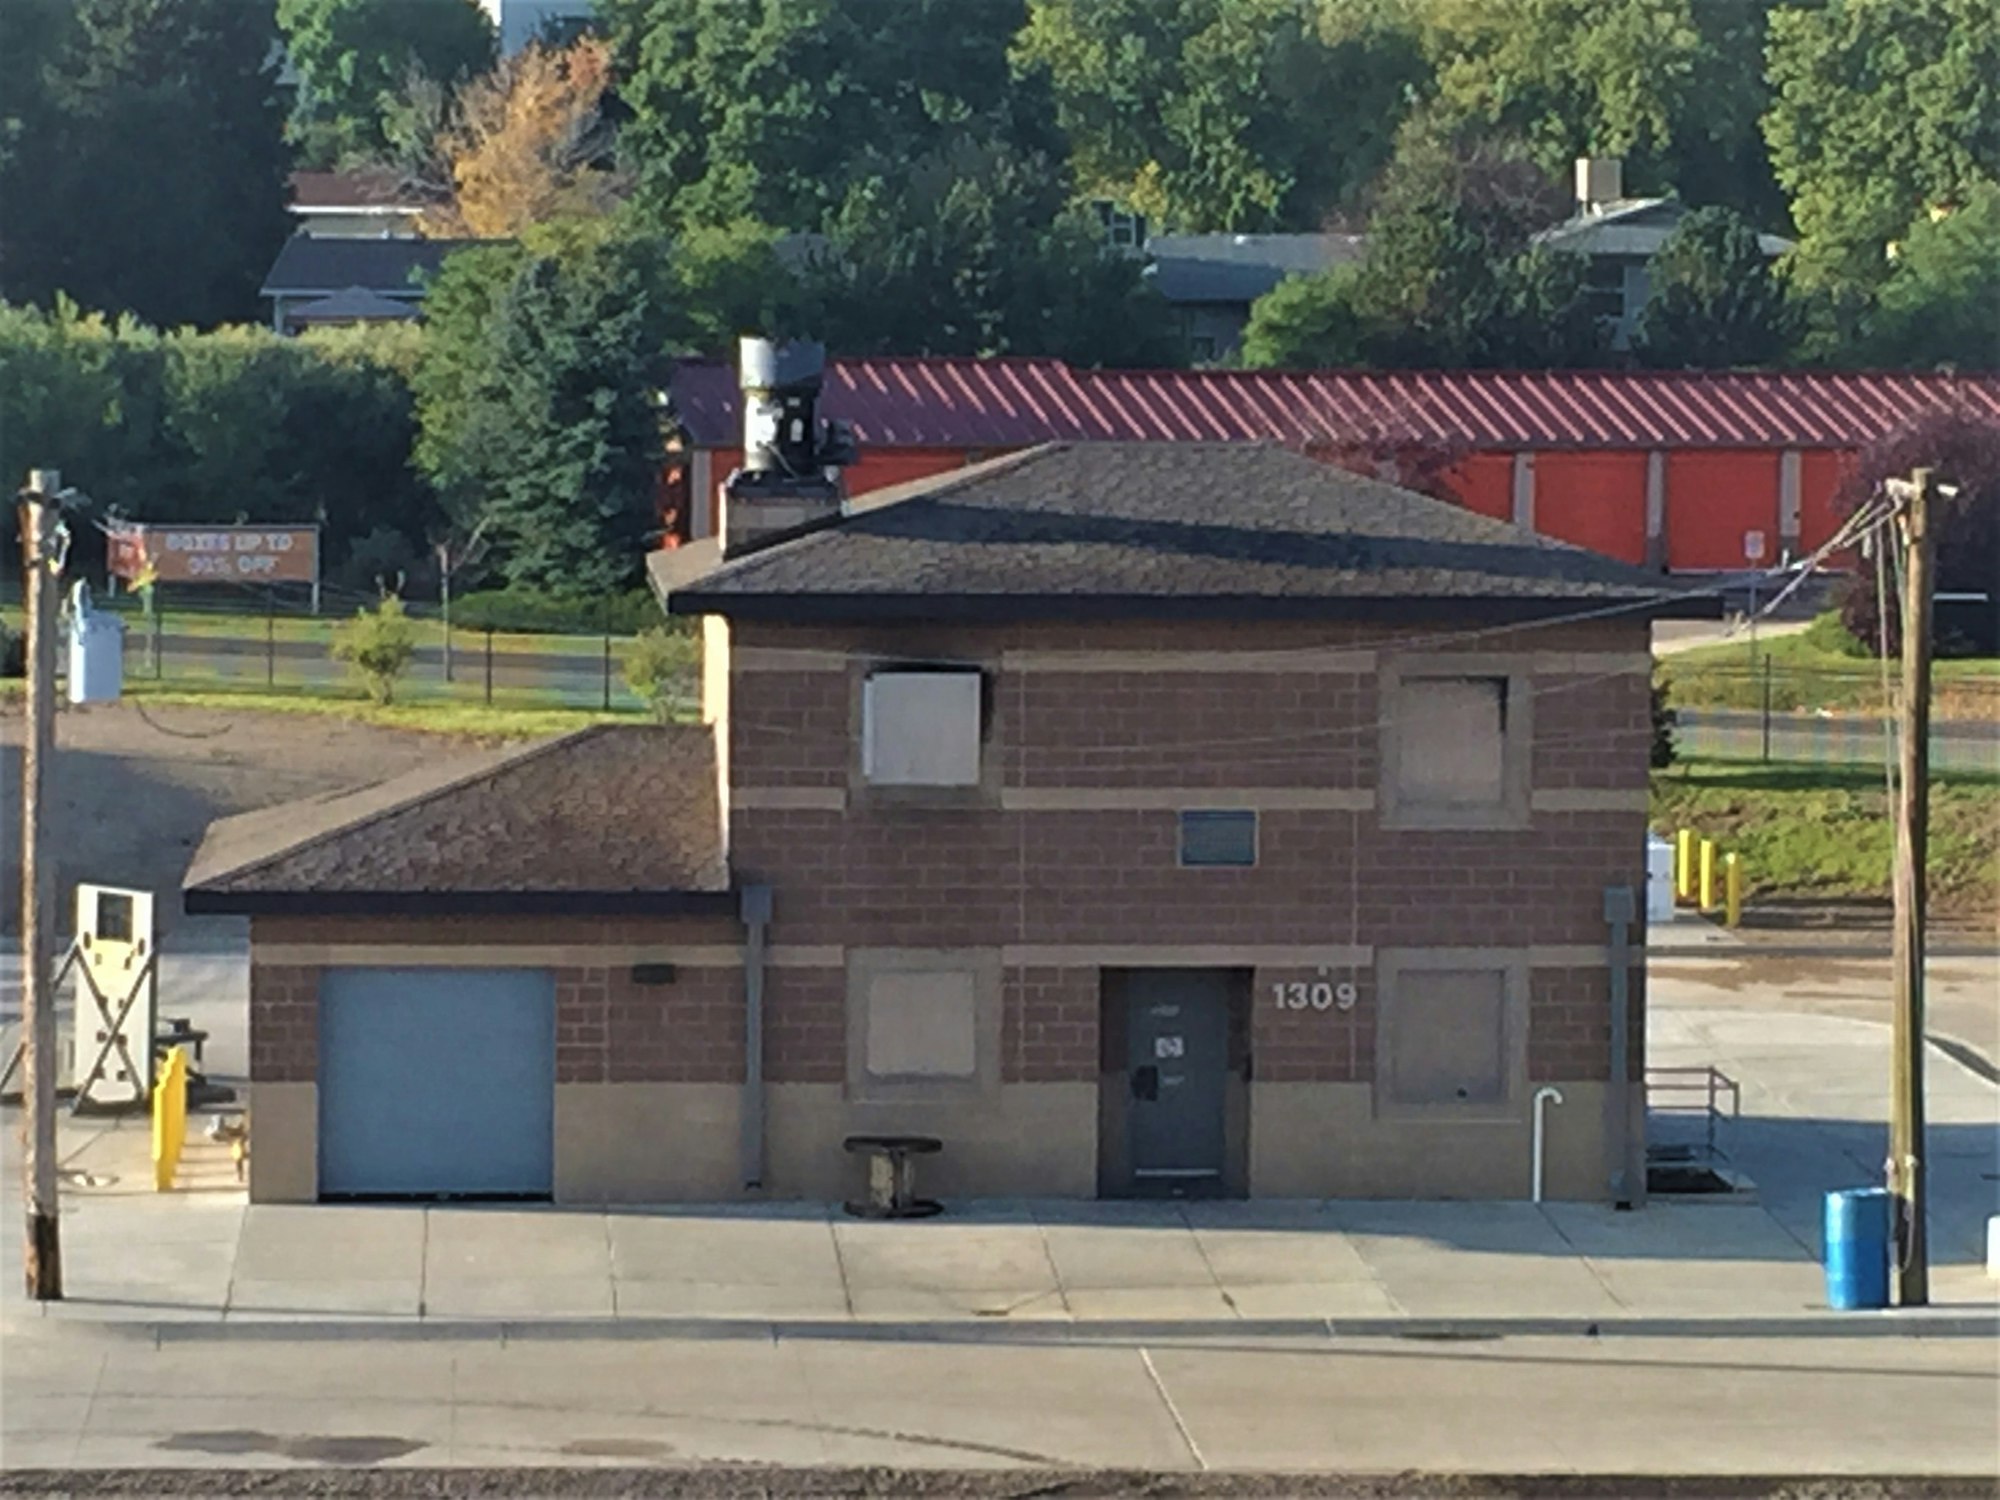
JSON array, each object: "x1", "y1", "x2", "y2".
[
  {"x1": 739, "y1": 883, "x2": 772, "y2": 1191},
  {"x1": 1532, "y1": 1087, "x2": 1564, "y2": 1203},
  {"x1": 1603, "y1": 884, "x2": 1639, "y2": 1208}
]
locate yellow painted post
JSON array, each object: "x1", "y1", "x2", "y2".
[
  {"x1": 152, "y1": 1046, "x2": 187, "y2": 1192},
  {"x1": 1725, "y1": 852, "x2": 1743, "y2": 927},
  {"x1": 1675, "y1": 828, "x2": 1694, "y2": 903},
  {"x1": 1698, "y1": 838, "x2": 1717, "y2": 914}
]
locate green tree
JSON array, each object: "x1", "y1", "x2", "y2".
[
  {"x1": 0, "y1": 0, "x2": 292, "y2": 329},
  {"x1": 413, "y1": 229, "x2": 675, "y2": 594},
  {"x1": 1238, "y1": 266, "x2": 1371, "y2": 367},
  {"x1": 1866, "y1": 184, "x2": 2000, "y2": 371},
  {"x1": 1012, "y1": 0, "x2": 1426, "y2": 231},
  {"x1": 1633, "y1": 206, "x2": 1798, "y2": 369},
  {"x1": 1414, "y1": 0, "x2": 1783, "y2": 220},
  {"x1": 794, "y1": 137, "x2": 1181, "y2": 364},
  {"x1": 602, "y1": 0, "x2": 1050, "y2": 233},
  {"x1": 1240, "y1": 120, "x2": 1602, "y2": 369},
  {"x1": 1764, "y1": 0, "x2": 2000, "y2": 290},
  {"x1": 278, "y1": 0, "x2": 496, "y2": 166}
]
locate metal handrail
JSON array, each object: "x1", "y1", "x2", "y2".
[{"x1": 1644, "y1": 1064, "x2": 1740, "y2": 1163}]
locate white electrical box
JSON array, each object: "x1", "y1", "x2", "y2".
[
  {"x1": 66, "y1": 583, "x2": 124, "y2": 705},
  {"x1": 1646, "y1": 835, "x2": 1676, "y2": 924},
  {"x1": 71, "y1": 884, "x2": 157, "y2": 1109},
  {"x1": 862, "y1": 671, "x2": 982, "y2": 786}
]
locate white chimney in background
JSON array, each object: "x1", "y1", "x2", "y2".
[{"x1": 1575, "y1": 157, "x2": 1624, "y2": 216}]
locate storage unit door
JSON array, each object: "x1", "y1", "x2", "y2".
[{"x1": 318, "y1": 967, "x2": 555, "y2": 1198}]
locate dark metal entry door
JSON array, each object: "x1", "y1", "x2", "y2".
[{"x1": 1124, "y1": 970, "x2": 1229, "y2": 1196}]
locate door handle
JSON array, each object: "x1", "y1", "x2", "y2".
[{"x1": 1131, "y1": 1065, "x2": 1159, "y2": 1102}]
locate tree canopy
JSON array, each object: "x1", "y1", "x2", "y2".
[
  {"x1": 0, "y1": 0, "x2": 292, "y2": 329},
  {"x1": 1865, "y1": 183, "x2": 2000, "y2": 371},
  {"x1": 278, "y1": 0, "x2": 496, "y2": 167},
  {"x1": 1011, "y1": 0, "x2": 1425, "y2": 232},
  {"x1": 1763, "y1": 0, "x2": 2000, "y2": 289},
  {"x1": 1632, "y1": 206, "x2": 1798, "y2": 369}
]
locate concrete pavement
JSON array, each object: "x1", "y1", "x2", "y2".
[{"x1": 3, "y1": 1319, "x2": 1995, "y2": 1476}]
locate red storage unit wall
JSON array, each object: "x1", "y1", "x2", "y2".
[
  {"x1": 1799, "y1": 449, "x2": 1857, "y2": 558},
  {"x1": 1532, "y1": 452, "x2": 1649, "y2": 564},
  {"x1": 1439, "y1": 453, "x2": 1515, "y2": 521},
  {"x1": 1666, "y1": 451, "x2": 1781, "y2": 570},
  {"x1": 847, "y1": 448, "x2": 989, "y2": 497}
]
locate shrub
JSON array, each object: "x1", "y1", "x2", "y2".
[
  {"x1": 449, "y1": 586, "x2": 658, "y2": 636},
  {"x1": 0, "y1": 621, "x2": 24, "y2": 678},
  {"x1": 332, "y1": 594, "x2": 418, "y2": 704},
  {"x1": 624, "y1": 623, "x2": 699, "y2": 721},
  {"x1": 1650, "y1": 681, "x2": 1677, "y2": 769}
]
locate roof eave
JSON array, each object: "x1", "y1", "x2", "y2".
[
  {"x1": 183, "y1": 888, "x2": 739, "y2": 918},
  {"x1": 667, "y1": 590, "x2": 1719, "y2": 624}
]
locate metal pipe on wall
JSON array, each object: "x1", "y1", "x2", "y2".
[
  {"x1": 1604, "y1": 884, "x2": 1639, "y2": 1208},
  {"x1": 738, "y1": 884, "x2": 773, "y2": 1191}
]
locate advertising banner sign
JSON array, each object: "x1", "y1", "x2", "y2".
[{"x1": 108, "y1": 524, "x2": 319, "y2": 585}]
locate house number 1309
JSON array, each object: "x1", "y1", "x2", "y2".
[{"x1": 1272, "y1": 981, "x2": 1356, "y2": 1012}]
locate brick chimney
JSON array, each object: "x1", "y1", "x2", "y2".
[{"x1": 721, "y1": 337, "x2": 857, "y2": 558}]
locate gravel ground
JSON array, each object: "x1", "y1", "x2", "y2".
[{"x1": 0, "y1": 1471, "x2": 1982, "y2": 1498}]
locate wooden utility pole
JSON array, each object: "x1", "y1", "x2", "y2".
[
  {"x1": 17, "y1": 470, "x2": 64, "y2": 1300},
  {"x1": 1888, "y1": 466, "x2": 1934, "y2": 1307}
]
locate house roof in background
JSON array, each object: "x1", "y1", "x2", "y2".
[
  {"x1": 667, "y1": 441, "x2": 1711, "y2": 621},
  {"x1": 287, "y1": 169, "x2": 426, "y2": 211},
  {"x1": 1144, "y1": 232, "x2": 1366, "y2": 305},
  {"x1": 261, "y1": 236, "x2": 488, "y2": 299},
  {"x1": 184, "y1": 724, "x2": 728, "y2": 910},
  {"x1": 668, "y1": 357, "x2": 2000, "y2": 453},
  {"x1": 284, "y1": 286, "x2": 423, "y2": 324},
  {"x1": 1538, "y1": 198, "x2": 1794, "y2": 259}
]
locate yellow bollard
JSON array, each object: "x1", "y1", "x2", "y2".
[
  {"x1": 152, "y1": 1045, "x2": 187, "y2": 1192},
  {"x1": 1675, "y1": 828, "x2": 1694, "y2": 903},
  {"x1": 1698, "y1": 838, "x2": 1717, "y2": 914},
  {"x1": 1725, "y1": 852, "x2": 1742, "y2": 927}
]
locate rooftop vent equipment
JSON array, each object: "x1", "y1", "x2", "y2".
[
  {"x1": 721, "y1": 336, "x2": 857, "y2": 556},
  {"x1": 1574, "y1": 157, "x2": 1624, "y2": 216}
]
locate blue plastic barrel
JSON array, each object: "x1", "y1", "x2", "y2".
[{"x1": 1824, "y1": 1187, "x2": 1891, "y2": 1310}]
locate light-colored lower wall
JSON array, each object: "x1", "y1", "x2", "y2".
[
  {"x1": 248, "y1": 1082, "x2": 317, "y2": 1203},
  {"x1": 554, "y1": 1083, "x2": 742, "y2": 1204},
  {"x1": 249, "y1": 1076, "x2": 1637, "y2": 1206},
  {"x1": 1250, "y1": 1081, "x2": 1634, "y2": 1201},
  {"x1": 764, "y1": 1082, "x2": 1098, "y2": 1199}
]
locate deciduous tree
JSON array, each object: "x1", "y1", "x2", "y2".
[
  {"x1": 1866, "y1": 184, "x2": 2000, "y2": 372},
  {"x1": 278, "y1": 0, "x2": 495, "y2": 166},
  {"x1": 1633, "y1": 206, "x2": 1798, "y2": 369},
  {"x1": 1763, "y1": 0, "x2": 2000, "y2": 289}
]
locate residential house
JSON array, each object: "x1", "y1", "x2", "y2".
[
  {"x1": 1143, "y1": 232, "x2": 1365, "y2": 363},
  {"x1": 1538, "y1": 158, "x2": 1794, "y2": 352},
  {"x1": 190, "y1": 350, "x2": 1705, "y2": 1207},
  {"x1": 259, "y1": 236, "x2": 482, "y2": 334},
  {"x1": 287, "y1": 170, "x2": 426, "y2": 240},
  {"x1": 477, "y1": 0, "x2": 596, "y2": 54}
]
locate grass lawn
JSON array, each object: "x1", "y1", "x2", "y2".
[
  {"x1": 1660, "y1": 613, "x2": 2000, "y2": 719},
  {"x1": 1651, "y1": 756, "x2": 2000, "y2": 918},
  {"x1": 0, "y1": 677, "x2": 656, "y2": 738}
]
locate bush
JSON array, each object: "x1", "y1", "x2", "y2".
[
  {"x1": 0, "y1": 621, "x2": 23, "y2": 678},
  {"x1": 1650, "y1": 681, "x2": 1677, "y2": 769},
  {"x1": 449, "y1": 586, "x2": 659, "y2": 636},
  {"x1": 332, "y1": 594, "x2": 418, "y2": 704},
  {"x1": 1799, "y1": 610, "x2": 1870, "y2": 659},
  {"x1": 624, "y1": 623, "x2": 699, "y2": 721}
]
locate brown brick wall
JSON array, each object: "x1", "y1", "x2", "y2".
[
  {"x1": 1533, "y1": 669, "x2": 1653, "y2": 790},
  {"x1": 1529, "y1": 964, "x2": 1646, "y2": 1083},
  {"x1": 1250, "y1": 965, "x2": 1377, "y2": 1083},
  {"x1": 249, "y1": 964, "x2": 317, "y2": 1082},
  {"x1": 1005, "y1": 966, "x2": 1099, "y2": 1081},
  {"x1": 555, "y1": 963, "x2": 744, "y2": 1084}
]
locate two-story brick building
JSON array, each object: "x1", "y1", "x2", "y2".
[{"x1": 190, "y1": 440, "x2": 1706, "y2": 1206}]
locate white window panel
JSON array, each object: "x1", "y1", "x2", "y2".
[{"x1": 1398, "y1": 677, "x2": 1506, "y2": 806}]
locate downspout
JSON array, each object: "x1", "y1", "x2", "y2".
[
  {"x1": 739, "y1": 883, "x2": 772, "y2": 1191},
  {"x1": 1603, "y1": 884, "x2": 1639, "y2": 1208}
]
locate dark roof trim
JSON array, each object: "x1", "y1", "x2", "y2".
[
  {"x1": 183, "y1": 889, "x2": 740, "y2": 918},
  {"x1": 667, "y1": 590, "x2": 1719, "y2": 624}
]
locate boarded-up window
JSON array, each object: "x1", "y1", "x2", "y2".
[
  {"x1": 863, "y1": 969, "x2": 977, "y2": 1079},
  {"x1": 1384, "y1": 968, "x2": 1508, "y2": 1107},
  {"x1": 1397, "y1": 678, "x2": 1506, "y2": 806},
  {"x1": 862, "y1": 670, "x2": 982, "y2": 786}
]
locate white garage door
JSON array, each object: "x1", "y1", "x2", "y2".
[{"x1": 318, "y1": 967, "x2": 555, "y2": 1198}]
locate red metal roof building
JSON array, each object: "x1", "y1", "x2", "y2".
[{"x1": 667, "y1": 358, "x2": 2000, "y2": 571}]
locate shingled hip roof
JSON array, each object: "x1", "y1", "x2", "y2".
[
  {"x1": 665, "y1": 441, "x2": 1715, "y2": 623},
  {"x1": 184, "y1": 723, "x2": 728, "y2": 915}
]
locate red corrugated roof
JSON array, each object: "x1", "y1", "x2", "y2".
[{"x1": 670, "y1": 357, "x2": 2000, "y2": 452}]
